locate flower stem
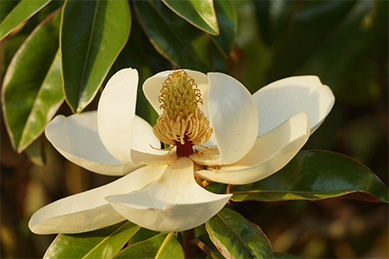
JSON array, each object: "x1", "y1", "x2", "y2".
[{"x1": 183, "y1": 229, "x2": 197, "y2": 258}]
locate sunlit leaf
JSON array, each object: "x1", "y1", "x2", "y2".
[
  {"x1": 43, "y1": 221, "x2": 140, "y2": 259},
  {"x1": 2, "y1": 10, "x2": 63, "y2": 153},
  {"x1": 0, "y1": 0, "x2": 51, "y2": 41},
  {"x1": 116, "y1": 232, "x2": 185, "y2": 259},
  {"x1": 162, "y1": 0, "x2": 219, "y2": 35},
  {"x1": 231, "y1": 151, "x2": 389, "y2": 203},
  {"x1": 61, "y1": 0, "x2": 131, "y2": 113},
  {"x1": 134, "y1": 0, "x2": 212, "y2": 72},
  {"x1": 206, "y1": 208, "x2": 272, "y2": 259}
]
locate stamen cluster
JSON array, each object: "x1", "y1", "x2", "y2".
[{"x1": 153, "y1": 70, "x2": 213, "y2": 156}]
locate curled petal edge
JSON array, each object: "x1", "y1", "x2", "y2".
[
  {"x1": 106, "y1": 157, "x2": 232, "y2": 232},
  {"x1": 195, "y1": 112, "x2": 310, "y2": 185},
  {"x1": 29, "y1": 164, "x2": 167, "y2": 234}
]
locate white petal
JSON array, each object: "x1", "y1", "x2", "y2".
[
  {"x1": 45, "y1": 111, "x2": 143, "y2": 176},
  {"x1": 207, "y1": 73, "x2": 259, "y2": 165},
  {"x1": 97, "y1": 68, "x2": 138, "y2": 163},
  {"x1": 131, "y1": 115, "x2": 169, "y2": 156},
  {"x1": 196, "y1": 112, "x2": 310, "y2": 184},
  {"x1": 29, "y1": 165, "x2": 167, "y2": 234},
  {"x1": 105, "y1": 157, "x2": 231, "y2": 232},
  {"x1": 253, "y1": 76, "x2": 334, "y2": 136},
  {"x1": 142, "y1": 69, "x2": 209, "y2": 115}
]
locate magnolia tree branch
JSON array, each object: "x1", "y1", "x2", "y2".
[{"x1": 183, "y1": 229, "x2": 197, "y2": 258}]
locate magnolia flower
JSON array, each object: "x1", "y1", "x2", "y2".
[{"x1": 29, "y1": 68, "x2": 334, "y2": 234}]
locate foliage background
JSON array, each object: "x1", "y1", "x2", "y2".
[{"x1": 0, "y1": 0, "x2": 388, "y2": 258}]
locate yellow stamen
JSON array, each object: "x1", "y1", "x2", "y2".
[{"x1": 153, "y1": 70, "x2": 213, "y2": 150}]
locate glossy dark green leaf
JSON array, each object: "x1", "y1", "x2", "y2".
[
  {"x1": 231, "y1": 151, "x2": 389, "y2": 203},
  {"x1": 206, "y1": 208, "x2": 272, "y2": 259},
  {"x1": 43, "y1": 221, "x2": 140, "y2": 259},
  {"x1": 61, "y1": 0, "x2": 130, "y2": 113},
  {"x1": 162, "y1": 0, "x2": 219, "y2": 35},
  {"x1": 0, "y1": 0, "x2": 51, "y2": 41},
  {"x1": 116, "y1": 233, "x2": 185, "y2": 259},
  {"x1": 266, "y1": 1, "x2": 357, "y2": 81},
  {"x1": 134, "y1": 0, "x2": 212, "y2": 72},
  {"x1": 211, "y1": 0, "x2": 236, "y2": 57},
  {"x1": 273, "y1": 252, "x2": 302, "y2": 259},
  {"x1": 2, "y1": 11, "x2": 63, "y2": 153}
]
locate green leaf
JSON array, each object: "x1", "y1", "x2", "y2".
[
  {"x1": 162, "y1": 0, "x2": 219, "y2": 35},
  {"x1": 0, "y1": 0, "x2": 51, "y2": 41},
  {"x1": 273, "y1": 252, "x2": 303, "y2": 259},
  {"x1": 253, "y1": 0, "x2": 293, "y2": 47},
  {"x1": 266, "y1": 1, "x2": 357, "y2": 81},
  {"x1": 61, "y1": 0, "x2": 131, "y2": 113},
  {"x1": 43, "y1": 221, "x2": 140, "y2": 259},
  {"x1": 211, "y1": 0, "x2": 237, "y2": 57},
  {"x1": 231, "y1": 151, "x2": 389, "y2": 203},
  {"x1": 134, "y1": 0, "x2": 212, "y2": 72},
  {"x1": 116, "y1": 232, "x2": 185, "y2": 259},
  {"x1": 0, "y1": 0, "x2": 20, "y2": 24},
  {"x1": 2, "y1": 10, "x2": 63, "y2": 153},
  {"x1": 206, "y1": 208, "x2": 272, "y2": 259}
]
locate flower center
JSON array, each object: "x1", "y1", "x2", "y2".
[{"x1": 153, "y1": 70, "x2": 213, "y2": 157}]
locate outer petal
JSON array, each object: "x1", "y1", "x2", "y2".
[
  {"x1": 97, "y1": 68, "x2": 167, "y2": 164},
  {"x1": 29, "y1": 165, "x2": 167, "y2": 234},
  {"x1": 45, "y1": 111, "x2": 143, "y2": 176},
  {"x1": 207, "y1": 73, "x2": 259, "y2": 165},
  {"x1": 253, "y1": 76, "x2": 334, "y2": 136},
  {"x1": 195, "y1": 112, "x2": 310, "y2": 185},
  {"x1": 142, "y1": 69, "x2": 209, "y2": 115},
  {"x1": 105, "y1": 157, "x2": 232, "y2": 232}
]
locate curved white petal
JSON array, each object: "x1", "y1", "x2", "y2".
[
  {"x1": 105, "y1": 157, "x2": 231, "y2": 232},
  {"x1": 97, "y1": 68, "x2": 138, "y2": 163},
  {"x1": 131, "y1": 115, "x2": 169, "y2": 156},
  {"x1": 253, "y1": 76, "x2": 334, "y2": 136},
  {"x1": 45, "y1": 111, "x2": 143, "y2": 176},
  {"x1": 142, "y1": 69, "x2": 209, "y2": 115},
  {"x1": 207, "y1": 73, "x2": 259, "y2": 165},
  {"x1": 29, "y1": 165, "x2": 167, "y2": 234},
  {"x1": 195, "y1": 112, "x2": 310, "y2": 185}
]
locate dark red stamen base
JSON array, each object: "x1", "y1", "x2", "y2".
[{"x1": 175, "y1": 136, "x2": 193, "y2": 157}]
